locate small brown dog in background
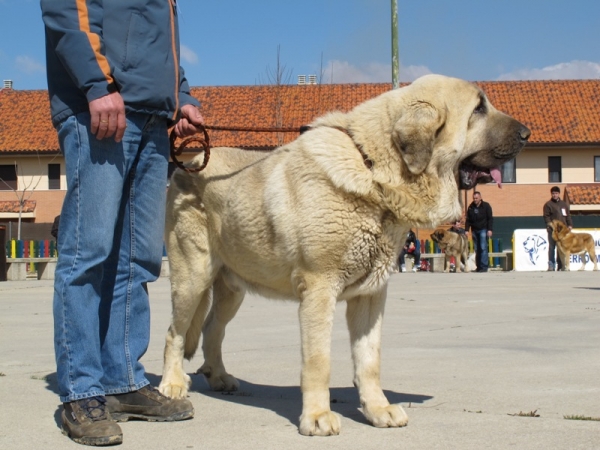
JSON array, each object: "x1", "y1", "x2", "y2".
[
  {"x1": 549, "y1": 220, "x2": 598, "y2": 271},
  {"x1": 430, "y1": 228, "x2": 470, "y2": 273}
]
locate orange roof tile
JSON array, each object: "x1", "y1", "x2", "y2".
[
  {"x1": 0, "y1": 89, "x2": 58, "y2": 153},
  {"x1": 2, "y1": 79, "x2": 600, "y2": 153},
  {"x1": 565, "y1": 183, "x2": 600, "y2": 205},
  {"x1": 0, "y1": 200, "x2": 36, "y2": 213}
]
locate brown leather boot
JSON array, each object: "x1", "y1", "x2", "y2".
[
  {"x1": 61, "y1": 396, "x2": 123, "y2": 446},
  {"x1": 106, "y1": 385, "x2": 193, "y2": 422}
]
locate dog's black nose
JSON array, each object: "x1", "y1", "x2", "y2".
[{"x1": 520, "y1": 126, "x2": 531, "y2": 141}]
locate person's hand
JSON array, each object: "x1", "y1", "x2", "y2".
[
  {"x1": 487, "y1": 230, "x2": 493, "y2": 237},
  {"x1": 89, "y1": 92, "x2": 126, "y2": 142},
  {"x1": 174, "y1": 104, "x2": 205, "y2": 138}
]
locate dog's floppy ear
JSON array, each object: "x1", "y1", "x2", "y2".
[{"x1": 392, "y1": 102, "x2": 445, "y2": 175}]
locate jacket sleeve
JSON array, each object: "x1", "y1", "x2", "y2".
[
  {"x1": 178, "y1": 67, "x2": 201, "y2": 108},
  {"x1": 542, "y1": 202, "x2": 550, "y2": 226},
  {"x1": 41, "y1": 0, "x2": 115, "y2": 102},
  {"x1": 486, "y1": 203, "x2": 493, "y2": 231},
  {"x1": 464, "y1": 209, "x2": 471, "y2": 232}
]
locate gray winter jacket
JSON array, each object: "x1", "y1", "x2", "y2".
[{"x1": 41, "y1": 0, "x2": 200, "y2": 126}]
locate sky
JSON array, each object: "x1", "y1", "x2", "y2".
[{"x1": 1, "y1": 0, "x2": 600, "y2": 91}]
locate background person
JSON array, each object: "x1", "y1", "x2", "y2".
[
  {"x1": 543, "y1": 186, "x2": 573, "y2": 271},
  {"x1": 51, "y1": 214, "x2": 60, "y2": 241},
  {"x1": 399, "y1": 229, "x2": 421, "y2": 272},
  {"x1": 449, "y1": 219, "x2": 466, "y2": 235},
  {"x1": 465, "y1": 191, "x2": 493, "y2": 272},
  {"x1": 41, "y1": 0, "x2": 204, "y2": 446}
]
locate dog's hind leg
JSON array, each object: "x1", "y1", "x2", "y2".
[
  {"x1": 346, "y1": 290, "x2": 408, "y2": 429},
  {"x1": 590, "y1": 247, "x2": 598, "y2": 271},
  {"x1": 197, "y1": 271, "x2": 244, "y2": 392}
]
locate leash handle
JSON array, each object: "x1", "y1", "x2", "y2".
[{"x1": 169, "y1": 125, "x2": 210, "y2": 173}]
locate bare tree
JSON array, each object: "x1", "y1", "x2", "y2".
[{"x1": 257, "y1": 45, "x2": 293, "y2": 146}]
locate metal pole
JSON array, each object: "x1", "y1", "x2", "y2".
[{"x1": 391, "y1": 0, "x2": 399, "y2": 89}]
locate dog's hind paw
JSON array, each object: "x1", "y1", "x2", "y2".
[
  {"x1": 299, "y1": 411, "x2": 341, "y2": 436},
  {"x1": 364, "y1": 403, "x2": 409, "y2": 428},
  {"x1": 197, "y1": 365, "x2": 239, "y2": 392}
]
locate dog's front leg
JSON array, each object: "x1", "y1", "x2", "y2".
[
  {"x1": 346, "y1": 289, "x2": 408, "y2": 428},
  {"x1": 298, "y1": 285, "x2": 341, "y2": 436}
]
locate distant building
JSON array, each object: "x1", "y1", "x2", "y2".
[{"x1": 1, "y1": 80, "x2": 599, "y2": 242}]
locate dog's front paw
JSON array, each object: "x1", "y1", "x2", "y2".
[
  {"x1": 299, "y1": 411, "x2": 341, "y2": 436},
  {"x1": 159, "y1": 372, "x2": 191, "y2": 399},
  {"x1": 197, "y1": 364, "x2": 239, "y2": 392},
  {"x1": 363, "y1": 403, "x2": 408, "y2": 428}
]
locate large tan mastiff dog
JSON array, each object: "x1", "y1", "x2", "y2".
[
  {"x1": 159, "y1": 74, "x2": 530, "y2": 435},
  {"x1": 550, "y1": 220, "x2": 598, "y2": 271}
]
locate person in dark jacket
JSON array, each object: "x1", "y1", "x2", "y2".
[
  {"x1": 543, "y1": 186, "x2": 573, "y2": 271},
  {"x1": 50, "y1": 214, "x2": 60, "y2": 240},
  {"x1": 465, "y1": 191, "x2": 493, "y2": 272},
  {"x1": 398, "y1": 229, "x2": 421, "y2": 272},
  {"x1": 41, "y1": 1, "x2": 204, "y2": 445}
]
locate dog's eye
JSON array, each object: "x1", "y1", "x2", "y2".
[{"x1": 473, "y1": 96, "x2": 487, "y2": 115}]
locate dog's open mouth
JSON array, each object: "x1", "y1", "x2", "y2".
[{"x1": 459, "y1": 163, "x2": 503, "y2": 190}]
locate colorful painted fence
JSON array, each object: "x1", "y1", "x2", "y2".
[
  {"x1": 418, "y1": 238, "x2": 504, "y2": 267},
  {"x1": 5, "y1": 239, "x2": 58, "y2": 258}
]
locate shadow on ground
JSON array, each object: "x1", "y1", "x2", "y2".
[{"x1": 44, "y1": 371, "x2": 431, "y2": 429}]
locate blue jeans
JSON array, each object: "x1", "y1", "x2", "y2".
[
  {"x1": 547, "y1": 229, "x2": 562, "y2": 270},
  {"x1": 53, "y1": 112, "x2": 169, "y2": 402},
  {"x1": 472, "y1": 229, "x2": 489, "y2": 271}
]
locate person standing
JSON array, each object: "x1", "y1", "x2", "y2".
[
  {"x1": 50, "y1": 214, "x2": 60, "y2": 241},
  {"x1": 543, "y1": 186, "x2": 573, "y2": 271},
  {"x1": 398, "y1": 229, "x2": 421, "y2": 272},
  {"x1": 465, "y1": 191, "x2": 493, "y2": 272},
  {"x1": 41, "y1": 1, "x2": 205, "y2": 446}
]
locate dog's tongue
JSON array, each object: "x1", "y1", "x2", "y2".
[{"x1": 490, "y1": 167, "x2": 502, "y2": 189}]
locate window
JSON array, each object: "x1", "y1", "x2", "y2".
[
  {"x1": 500, "y1": 158, "x2": 516, "y2": 183},
  {"x1": 0, "y1": 164, "x2": 17, "y2": 190},
  {"x1": 595, "y1": 156, "x2": 600, "y2": 182},
  {"x1": 548, "y1": 156, "x2": 561, "y2": 183},
  {"x1": 48, "y1": 163, "x2": 61, "y2": 190}
]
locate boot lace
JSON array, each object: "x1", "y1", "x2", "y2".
[{"x1": 79, "y1": 396, "x2": 108, "y2": 421}]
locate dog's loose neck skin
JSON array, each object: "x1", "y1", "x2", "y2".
[{"x1": 301, "y1": 125, "x2": 374, "y2": 170}]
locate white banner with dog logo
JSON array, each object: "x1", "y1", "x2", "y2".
[{"x1": 513, "y1": 228, "x2": 600, "y2": 271}]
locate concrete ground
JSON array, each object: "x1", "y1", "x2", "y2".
[{"x1": 0, "y1": 271, "x2": 598, "y2": 449}]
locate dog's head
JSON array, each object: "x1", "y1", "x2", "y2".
[
  {"x1": 389, "y1": 74, "x2": 530, "y2": 183},
  {"x1": 549, "y1": 220, "x2": 567, "y2": 239},
  {"x1": 430, "y1": 229, "x2": 445, "y2": 244},
  {"x1": 308, "y1": 74, "x2": 529, "y2": 227}
]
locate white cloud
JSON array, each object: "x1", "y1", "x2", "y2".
[
  {"x1": 497, "y1": 60, "x2": 600, "y2": 81},
  {"x1": 180, "y1": 45, "x2": 199, "y2": 65},
  {"x1": 322, "y1": 60, "x2": 432, "y2": 84},
  {"x1": 15, "y1": 55, "x2": 45, "y2": 74}
]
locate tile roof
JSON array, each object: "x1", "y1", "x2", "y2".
[
  {"x1": 0, "y1": 89, "x2": 59, "y2": 153},
  {"x1": 0, "y1": 200, "x2": 36, "y2": 213},
  {"x1": 2, "y1": 79, "x2": 600, "y2": 153},
  {"x1": 565, "y1": 183, "x2": 600, "y2": 205}
]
